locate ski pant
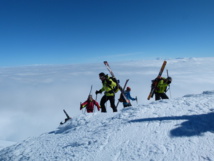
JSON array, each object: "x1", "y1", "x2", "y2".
[
  {"x1": 155, "y1": 92, "x2": 169, "y2": 101},
  {"x1": 100, "y1": 95, "x2": 117, "y2": 112},
  {"x1": 123, "y1": 102, "x2": 132, "y2": 108}
]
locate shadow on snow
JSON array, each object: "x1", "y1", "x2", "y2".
[{"x1": 129, "y1": 112, "x2": 214, "y2": 137}]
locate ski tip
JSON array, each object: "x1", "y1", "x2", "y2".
[{"x1": 104, "y1": 61, "x2": 108, "y2": 66}]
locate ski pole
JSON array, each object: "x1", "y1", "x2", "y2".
[
  {"x1": 166, "y1": 69, "x2": 172, "y2": 98},
  {"x1": 89, "y1": 85, "x2": 93, "y2": 95},
  {"x1": 116, "y1": 100, "x2": 120, "y2": 108}
]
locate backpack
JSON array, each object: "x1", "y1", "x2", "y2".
[
  {"x1": 118, "y1": 93, "x2": 126, "y2": 102},
  {"x1": 109, "y1": 77, "x2": 120, "y2": 93},
  {"x1": 151, "y1": 77, "x2": 172, "y2": 92},
  {"x1": 152, "y1": 77, "x2": 172, "y2": 86},
  {"x1": 151, "y1": 77, "x2": 166, "y2": 88}
]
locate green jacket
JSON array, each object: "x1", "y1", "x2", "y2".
[
  {"x1": 155, "y1": 78, "x2": 168, "y2": 93},
  {"x1": 100, "y1": 77, "x2": 117, "y2": 96}
]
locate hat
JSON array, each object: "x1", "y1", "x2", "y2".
[
  {"x1": 99, "y1": 72, "x2": 105, "y2": 77},
  {"x1": 126, "y1": 87, "x2": 131, "y2": 91}
]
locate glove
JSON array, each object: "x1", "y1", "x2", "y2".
[{"x1": 95, "y1": 90, "x2": 102, "y2": 95}]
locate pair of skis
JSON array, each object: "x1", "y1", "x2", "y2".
[{"x1": 60, "y1": 109, "x2": 71, "y2": 125}]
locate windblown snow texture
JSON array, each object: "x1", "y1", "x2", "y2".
[{"x1": 1, "y1": 90, "x2": 214, "y2": 161}]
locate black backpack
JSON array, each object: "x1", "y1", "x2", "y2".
[
  {"x1": 118, "y1": 93, "x2": 126, "y2": 102},
  {"x1": 109, "y1": 77, "x2": 120, "y2": 93},
  {"x1": 151, "y1": 77, "x2": 166, "y2": 88}
]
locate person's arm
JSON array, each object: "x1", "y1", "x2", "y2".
[
  {"x1": 94, "y1": 100, "x2": 100, "y2": 111},
  {"x1": 80, "y1": 101, "x2": 88, "y2": 110}
]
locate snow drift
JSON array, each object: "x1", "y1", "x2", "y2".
[{"x1": 1, "y1": 90, "x2": 214, "y2": 161}]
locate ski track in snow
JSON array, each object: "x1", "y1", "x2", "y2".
[{"x1": 1, "y1": 90, "x2": 214, "y2": 161}]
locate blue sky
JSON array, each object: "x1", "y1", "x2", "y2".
[{"x1": 0, "y1": 0, "x2": 213, "y2": 66}]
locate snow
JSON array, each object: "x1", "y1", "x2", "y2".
[
  {"x1": 1, "y1": 91, "x2": 214, "y2": 160},
  {"x1": 0, "y1": 140, "x2": 15, "y2": 151},
  {"x1": 0, "y1": 57, "x2": 214, "y2": 160}
]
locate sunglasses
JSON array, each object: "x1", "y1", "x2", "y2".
[{"x1": 99, "y1": 76, "x2": 105, "y2": 79}]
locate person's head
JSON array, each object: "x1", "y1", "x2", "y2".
[
  {"x1": 166, "y1": 77, "x2": 172, "y2": 84},
  {"x1": 88, "y1": 94, "x2": 93, "y2": 101},
  {"x1": 126, "y1": 87, "x2": 131, "y2": 91},
  {"x1": 99, "y1": 72, "x2": 106, "y2": 80}
]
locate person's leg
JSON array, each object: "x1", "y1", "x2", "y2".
[
  {"x1": 127, "y1": 102, "x2": 132, "y2": 107},
  {"x1": 109, "y1": 96, "x2": 117, "y2": 112},
  {"x1": 100, "y1": 95, "x2": 108, "y2": 112},
  {"x1": 160, "y1": 93, "x2": 169, "y2": 99},
  {"x1": 155, "y1": 93, "x2": 161, "y2": 101}
]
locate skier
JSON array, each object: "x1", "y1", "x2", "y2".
[
  {"x1": 80, "y1": 95, "x2": 100, "y2": 113},
  {"x1": 147, "y1": 60, "x2": 167, "y2": 100},
  {"x1": 95, "y1": 72, "x2": 118, "y2": 112},
  {"x1": 122, "y1": 87, "x2": 136, "y2": 107},
  {"x1": 154, "y1": 77, "x2": 172, "y2": 101}
]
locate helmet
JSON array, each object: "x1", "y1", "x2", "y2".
[
  {"x1": 167, "y1": 77, "x2": 172, "y2": 84},
  {"x1": 126, "y1": 87, "x2": 131, "y2": 91},
  {"x1": 167, "y1": 77, "x2": 172, "y2": 81}
]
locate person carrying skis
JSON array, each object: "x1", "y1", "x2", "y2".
[
  {"x1": 122, "y1": 87, "x2": 136, "y2": 107},
  {"x1": 80, "y1": 95, "x2": 100, "y2": 113},
  {"x1": 154, "y1": 76, "x2": 172, "y2": 101},
  {"x1": 95, "y1": 72, "x2": 118, "y2": 112}
]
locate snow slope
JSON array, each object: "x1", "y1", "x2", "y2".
[
  {"x1": 1, "y1": 90, "x2": 214, "y2": 161},
  {"x1": 0, "y1": 140, "x2": 15, "y2": 151}
]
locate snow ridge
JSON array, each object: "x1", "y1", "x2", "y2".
[{"x1": 1, "y1": 91, "x2": 214, "y2": 161}]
